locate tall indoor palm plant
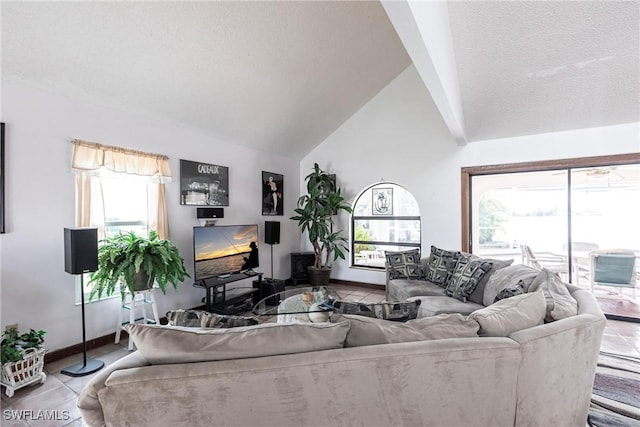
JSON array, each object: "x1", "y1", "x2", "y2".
[{"x1": 290, "y1": 163, "x2": 352, "y2": 286}]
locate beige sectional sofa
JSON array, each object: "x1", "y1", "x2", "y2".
[{"x1": 78, "y1": 282, "x2": 605, "y2": 427}]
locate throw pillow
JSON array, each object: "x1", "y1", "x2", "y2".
[
  {"x1": 468, "y1": 258, "x2": 514, "y2": 305},
  {"x1": 332, "y1": 300, "x2": 421, "y2": 322},
  {"x1": 482, "y1": 264, "x2": 540, "y2": 307},
  {"x1": 494, "y1": 280, "x2": 526, "y2": 302},
  {"x1": 527, "y1": 268, "x2": 578, "y2": 322},
  {"x1": 166, "y1": 309, "x2": 259, "y2": 328},
  {"x1": 126, "y1": 321, "x2": 350, "y2": 364},
  {"x1": 445, "y1": 258, "x2": 493, "y2": 302},
  {"x1": 426, "y1": 246, "x2": 462, "y2": 287},
  {"x1": 468, "y1": 291, "x2": 546, "y2": 337},
  {"x1": 385, "y1": 248, "x2": 424, "y2": 280},
  {"x1": 330, "y1": 313, "x2": 479, "y2": 347}
]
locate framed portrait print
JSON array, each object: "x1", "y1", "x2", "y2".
[
  {"x1": 262, "y1": 171, "x2": 283, "y2": 216},
  {"x1": 372, "y1": 187, "x2": 393, "y2": 215},
  {"x1": 180, "y1": 159, "x2": 229, "y2": 206}
]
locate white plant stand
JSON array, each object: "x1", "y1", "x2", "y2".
[{"x1": 0, "y1": 347, "x2": 47, "y2": 397}]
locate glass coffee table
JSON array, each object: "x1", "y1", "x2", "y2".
[{"x1": 252, "y1": 286, "x2": 345, "y2": 323}]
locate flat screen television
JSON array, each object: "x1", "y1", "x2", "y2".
[{"x1": 193, "y1": 225, "x2": 259, "y2": 281}]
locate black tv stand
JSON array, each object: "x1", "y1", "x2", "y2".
[{"x1": 193, "y1": 272, "x2": 263, "y2": 314}]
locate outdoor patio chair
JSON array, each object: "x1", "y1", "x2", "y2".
[
  {"x1": 563, "y1": 242, "x2": 600, "y2": 287},
  {"x1": 520, "y1": 244, "x2": 568, "y2": 278},
  {"x1": 589, "y1": 249, "x2": 637, "y2": 300}
]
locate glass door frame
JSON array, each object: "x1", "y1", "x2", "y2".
[{"x1": 461, "y1": 152, "x2": 640, "y2": 258}]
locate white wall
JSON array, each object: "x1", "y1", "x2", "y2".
[
  {"x1": 301, "y1": 64, "x2": 640, "y2": 286},
  {"x1": 0, "y1": 81, "x2": 300, "y2": 352}
]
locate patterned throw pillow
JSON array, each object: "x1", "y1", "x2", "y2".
[
  {"x1": 445, "y1": 258, "x2": 493, "y2": 302},
  {"x1": 494, "y1": 280, "x2": 527, "y2": 303},
  {"x1": 385, "y1": 249, "x2": 424, "y2": 280},
  {"x1": 166, "y1": 309, "x2": 258, "y2": 328},
  {"x1": 426, "y1": 246, "x2": 462, "y2": 287},
  {"x1": 332, "y1": 300, "x2": 421, "y2": 322}
]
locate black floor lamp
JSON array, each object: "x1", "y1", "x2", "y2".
[{"x1": 62, "y1": 227, "x2": 105, "y2": 377}]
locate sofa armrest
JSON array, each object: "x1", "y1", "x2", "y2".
[{"x1": 77, "y1": 351, "x2": 150, "y2": 427}]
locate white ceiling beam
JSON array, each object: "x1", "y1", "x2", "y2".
[{"x1": 382, "y1": 0, "x2": 467, "y2": 145}]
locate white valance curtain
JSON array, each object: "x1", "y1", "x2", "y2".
[{"x1": 71, "y1": 139, "x2": 172, "y2": 239}]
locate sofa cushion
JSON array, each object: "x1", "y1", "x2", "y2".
[
  {"x1": 125, "y1": 321, "x2": 350, "y2": 364},
  {"x1": 332, "y1": 300, "x2": 421, "y2": 321},
  {"x1": 385, "y1": 248, "x2": 424, "y2": 280},
  {"x1": 330, "y1": 313, "x2": 480, "y2": 347},
  {"x1": 468, "y1": 258, "x2": 514, "y2": 305},
  {"x1": 426, "y1": 246, "x2": 462, "y2": 286},
  {"x1": 468, "y1": 290, "x2": 546, "y2": 337},
  {"x1": 482, "y1": 264, "x2": 539, "y2": 306},
  {"x1": 445, "y1": 257, "x2": 493, "y2": 302},
  {"x1": 494, "y1": 280, "x2": 526, "y2": 302},
  {"x1": 408, "y1": 296, "x2": 485, "y2": 317},
  {"x1": 386, "y1": 278, "x2": 447, "y2": 301},
  {"x1": 166, "y1": 309, "x2": 258, "y2": 328},
  {"x1": 527, "y1": 268, "x2": 578, "y2": 322}
]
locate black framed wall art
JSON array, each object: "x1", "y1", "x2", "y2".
[
  {"x1": 180, "y1": 159, "x2": 229, "y2": 206},
  {"x1": 262, "y1": 171, "x2": 283, "y2": 216},
  {"x1": 372, "y1": 187, "x2": 393, "y2": 215},
  {"x1": 0, "y1": 122, "x2": 4, "y2": 233}
]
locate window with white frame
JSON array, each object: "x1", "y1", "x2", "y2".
[
  {"x1": 351, "y1": 183, "x2": 421, "y2": 269},
  {"x1": 71, "y1": 140, "x2": 171, "y2": 301}
]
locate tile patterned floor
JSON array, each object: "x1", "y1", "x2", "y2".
[{"x1": 1, "y1": 285, "x2": 638, "y2": 426}]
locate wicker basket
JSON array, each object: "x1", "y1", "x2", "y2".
[{"x1": 0, "y1": 347, "x2": 47, "y2": 397}]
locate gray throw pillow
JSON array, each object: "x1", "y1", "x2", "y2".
[
  {"x1": 332, "y1": 300, "x2": 421, "y2": 322},
  {"x1": 330, "y1": 313, "x2": 479, "y2": 347},
  {"x1": 527, "y1": 268, "x2": 578, "y2": 322},
  {"x1": 468, "y1": 291, "x2": 546, "y2": 337},
  {"x1": 426, "y1": 246, "x2": 462, "y2": 287},
  {"x1": 126, "y1": 321, "x2": 350, "y2": 364},
  {"x1": 385, "y1": 248, "x2": 424, "y2": 280},
  {"x1": 482, "y1": 264, "x2": 540, "y2": 307},
  {"x1": 166, "y1": 309, "x2": 258, "y2": 328},
  {"x1": 445, "y1": 258, "x2": 493, "y2": 302},
  {"x1": 494, "y1": 280, "x2": 526, "y2": 302},
  {"x1": 468, "y1": 258, "x2": 514, "y2": 305}
]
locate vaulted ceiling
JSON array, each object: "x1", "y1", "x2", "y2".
[{"x1": 2, "y1": 1, "x2": 638, "y2": 159}]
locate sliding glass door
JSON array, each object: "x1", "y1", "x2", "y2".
[
  {"x1": 471, "y1": 170, "x2": 569, "y2": 278},
  {"x1": 463, "y1": 154, "x2": 640, "y2": 320},
  {"x1": 570, "y1": 165, "x2": 640, "y2": 288}
]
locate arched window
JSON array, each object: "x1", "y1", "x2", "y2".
[{"x1": 351, "y1": 182, "x2": 421, "y2": 269}]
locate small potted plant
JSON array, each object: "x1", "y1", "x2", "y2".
[
  {"x1": 290, "y1": 163, "x2": 352, "y2": 286},
  {"x1": 88, "y1": 230, "x2": 190, "y2": 301},
  {"x1": 1, "y1": 327, "x2": 47, "y2": 397}
]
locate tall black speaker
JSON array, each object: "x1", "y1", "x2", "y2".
[
  {"x1": 62, "y1": 227, "x2": 104, "y2": 377},
  {"x1": 264, "y1": 221, "x2": 281, "y2": 245},
  {"x1": 64, "y1": 228, "x2": 98, "y2": 274}
]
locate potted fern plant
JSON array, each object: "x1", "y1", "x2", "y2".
[
  {"x1": 88, "y1": 230, "x2": 190, "y2": 301},
  {"x1": 1, "y1": 327, "x2": 47, "y2": 397},
  {"x1": 290, "y1": 163, "x2": 352, "y2": 286}
]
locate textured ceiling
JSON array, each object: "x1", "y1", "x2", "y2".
[
  {"x1": 1, "y1": 1, "x2": 410, "y2": 159},
  {"x1": 2, "y1": 1, "x2": 638, "y2": 155},
  {"x1": 447, "y1": 1, "x2": 640, "y2": 142}
]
